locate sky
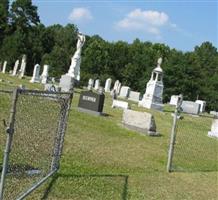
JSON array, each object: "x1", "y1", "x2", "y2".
[{"x1": 32, "y1": 0, "x2": 218, "y2": 51}]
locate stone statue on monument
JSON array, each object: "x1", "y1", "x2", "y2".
[{"x1": 67, "y1": 32, "x2": 86, "y2": 81}]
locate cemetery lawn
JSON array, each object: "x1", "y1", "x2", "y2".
[{"x1": 0, "y1": 73, "x2": 218, "y2": 200}]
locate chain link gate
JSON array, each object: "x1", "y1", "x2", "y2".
[
  {"x1": 0, "y1": 88, "x2": 73, "y2": 200},
  {"x1": 167, "y1": 95, "x2": 218, "y2": 172}
]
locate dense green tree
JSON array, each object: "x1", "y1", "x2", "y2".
[{"x1": 0, "y1": 0, "x2": 9, "y2": 45}]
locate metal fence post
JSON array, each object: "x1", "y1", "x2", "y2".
[
  {"x1": 167, "y1": 94, "x2": 183, "y2": 172},
  {"x1": 0, "y1": 88, "x2": 19, "y2": 200}
]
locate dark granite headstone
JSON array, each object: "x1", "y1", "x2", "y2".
[{"x1": 78, "y1": 91, "x2": 105, "y2": 115}]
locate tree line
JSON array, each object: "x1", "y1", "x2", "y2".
[{"x1": 0, "y1": 0, "x2": 217, "y2": 110}]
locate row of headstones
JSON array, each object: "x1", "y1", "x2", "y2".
[
  {"x1": 30, "y1": 64, "x2": 50, "y2": 84},
  {"x1": 87, "y1": 78, "x2": 141, "y2": 102},
  {"x1": 169, "y1": 95, "x2": 207, "y2": 115},
  {"x1": 0, "y1": 55, "x2": 27, "y2": 79}
]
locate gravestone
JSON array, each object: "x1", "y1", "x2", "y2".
[
  {"x1": 122, "y1": 109, "x2": 158, "y2": 136},
  {"x1": 104, "y1": 78, "x2": 112, "y2": 92},
  {"x1": 78, "y1": 91, "x2": 105, "y2": 115},
  {"x1": 87, "y1": 78, "x2": 94, "y2": 90},
  {"x1": 94, "y1": 79, "x2": 100, "y2": 90},
  {"x1": 119, "y1": 86, "x2": 130, "y2": 98},
  {"x1": 113, "y1": 80, "x2": 121, "y2": 95},
  {"x1": 12, "y1": 60, "x2": 19, "y2": 76},
  {"x1": 2, "y1": 61, "x2": 7, "y2": 73},
  {"x1": 30, "y1": 64, "x2": 41, "y2": 83},
  {"x1": 195, "y1": 100, "x2": 206, "y2": 113},
  {"x1": 112, "y1": 100, "x2": 129, "y2": 109},
  {"x1": 128, "y1": 91, "x2": 140, "y2": 102},
  {"x1": 181, "y1": 101, "x2": 200, "y2": 115},
  {"x1": 210, "y1": 111, "x2": 218, "y2": 117},
  {"x1": 59, "y1": 75, "x2": 74, "y2": 92},
  {"x1": 19, "y1": 54, "x2": 27, "y2": 79},
  {"x1": 170, "y1": 95, "x2": 179, "y2": 106},
  {"x1": 41, "y1": 64, "x2": 49, "y2": 84},
  {"x1": 139, "y1": 58, "x2": 164, "y2": 111},
  {"x1": 208, "y1": 118, "x2": 218, "y2": 138}
]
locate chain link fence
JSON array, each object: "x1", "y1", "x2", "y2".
[
  {"x1": 0, "y1": 88, "x2": 73, "y2": 200},
  {"x1": 167, "y1": 97, "x2": 218, "y2": 172}
]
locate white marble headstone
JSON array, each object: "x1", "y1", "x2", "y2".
[
  {"x1": 41, "y1": 64, "x2": 49, "y2": 84},
  {"x1": 30, "y1": 64, "x2": 41, "y2": 83},
  {"x1": 128, "y1": 91, "x2": 140, "y2": 102},
  {"x1": 195, "y1": 100, "x2": 206, "y2": 113},
  {"x1": 104, "y1": 78, "x2": 112, "y2": 92},
  {"x1": 119, "y1": 86, "x2": 130, "y2": 98},
  {"x1": 88, "y1": 78, "x2": 94, "y2": 90},
  {"x1": 19, "y1": 54, "x2": 27, "y2": 79},
  {"x1": 94, "y1": 79, "x2": 100, "y2": 90},
  {"x1": 208, "y1": 118, "x2": 218, "y2": 138},
  {"x1": 2, "y1": 61, "x2": 7, "y2": 73},
  {"x1": 12, "y1": 60, "x2": 19, "y2": 76}
]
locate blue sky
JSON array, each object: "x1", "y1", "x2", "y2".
[{"x1": 32, "y1": 0, "x2": 217, "y2": 51}]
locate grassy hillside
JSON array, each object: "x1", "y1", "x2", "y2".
[{"x1": 0, "y1": 73, "x2": 217, "y2": 200}]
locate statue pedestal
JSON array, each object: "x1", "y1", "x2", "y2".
[{"x1": 59, "y1": 74, "x2": 75, "y2": 92}]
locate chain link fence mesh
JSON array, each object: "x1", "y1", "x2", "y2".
[
  {"x1": 0, "y1": 89, "x2": 72, "y2": 200},
  {"x1": 170, "y1": 111, "x2": 218, "y2": 172}
]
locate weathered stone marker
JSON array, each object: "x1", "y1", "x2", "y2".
[{"x1": 122, "y1": 109, "x2": 158, "y2": 136}]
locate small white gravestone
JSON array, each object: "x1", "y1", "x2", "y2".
[
  {"x1": 210, "y1": 111, "x2": 218, "y2": 117},
  {"x1": 19, "y1": 54, "x2": 27, "y2": 79},
  {"x1": 87, "y1": 78, "x2": 94, "y2": 90},
  {"x1": 104, "y1": 78, "x2": 112, "y2": 92},
  {"x1": 2, "y1": 61, "x2": 7, "y2": 73},
  {"x1": 41, "y1": 64, "x2": 49, "y2": 84},
  {"x1": 128, "y1": 91, "x2": 140, "y2": 102},
  {"x1": 113, "y1": 80, "x2": 121, "y2": 95},
  {"x1": 170, "y1": 95, "x2": 180, "y2": 106},
  {"x1": 195, "y1": 100, "x2": 206, "y2": 113},
  {"x1": 208, "y1": 118, "x2": 218, "y2": 138},
  {"x1": 30, "y1": 64, "x2": 41, "y2": 83},
  {"x1": 122, "y1": 109, "x2": 158, "y2": 136},
  {"x1": 12, "y1": 60, "x2": 19, "y2": 76},
  {"x1": 112, "y1": 100, "x2": 129, "y2": 109},
  {"x1": 119, "y1": 86, "x2": 130, "y2": 98},
  {"x1": 94, "y1": 79, "x2": 100, "y2": 90}
]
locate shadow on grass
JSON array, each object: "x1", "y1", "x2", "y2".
[{"x1": 41, "y1": 173, "x2": 129, "y2": 200}]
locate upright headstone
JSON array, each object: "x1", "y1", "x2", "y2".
[
  {"x1": 208, "y1": 118, "x2": 218, "y2": 138},
  {"x1": 119, "y1": 86, "x2": 130, "y2": 98},
  {"x1": 87, "y1": 78, "x2": 94, "y2": 90},
  {"x1": 78, "y1": 90, "x2": 105, "y2": 115},
  {"x1": 195, "y1": 100, "x2": 206, "y2": 113},
  {"x1": 30, "y1": 64, "x2": 41, "y2": 83},
  {"x1": 112, "y1": 100, "x2": 129, "y2": 109},
  {"x1": 94, "y1": 79, "x2": 100, "y2": 90},
  {"x1": 122, "y1": 109, "x2": 158, "y2": 136},
  {"x1": 41, "y1": 64, "x2": 49, "y2": 84},
  {"x1": 2, "y1": 61, "x2": 7, "y2": 73},
  {"x1": 138, "y1": 58, "x2": 164, "y2": 111},
  {"x1": 19, "y1": 54, "x2": 27, "y2": 79},
  {"x1": 181, "y1": 101, "x2": 200, "y2": 115},
  {"x1": 128, "y1": 91, "x2": 140, "y2": 102},
  {"x1": 104, "y1": 78, "x2": 112, "y2": 92},
  {"x1": 170, "y1": 95, "x2": 180, "y2": 106},
  {"x1": 113, "y1": 80, "x2": 121, "y2": 95},
  {"x1": 59, "y1": 32, "x2": 85, "y2": 92},
  {"x1": 12, "y1": 60, "x2": 19, "y2": 76}
]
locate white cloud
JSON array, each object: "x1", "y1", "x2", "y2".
[
  {"x1": 69, "y1": 8, "x2": 93, "y2": 22},
  {"x1": 116, "y1": 9, "x2": 173, "y2": 36}
]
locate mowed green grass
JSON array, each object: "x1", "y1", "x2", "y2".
[{"x1": 0, "y1": 73, "x2": 217, "y2": 200}]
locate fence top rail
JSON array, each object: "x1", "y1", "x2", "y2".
[{"x1": 0, "y1": 88, "x2": 73, "y2": 97}]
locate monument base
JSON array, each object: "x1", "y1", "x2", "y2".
[
  {"x1": 59, "y1": 74, "x2": 75, "y2": 92},
  {"x1": 138, "y1": 99, "x2": 163, "y2": 111},
  {"x1": 208, "y1": 131, "x2": 218, "y2": 138}
]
